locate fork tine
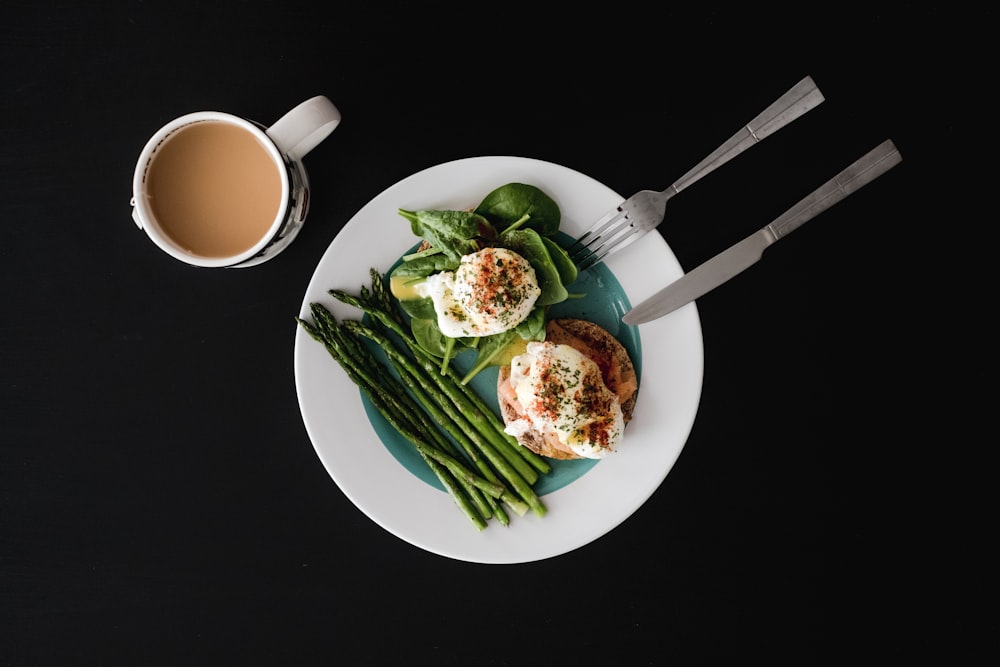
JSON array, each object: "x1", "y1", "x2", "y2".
[
  {"x1": 580, "y1": 219, "x2": 636, "y2": 256},
  {"x1": 566, "y1": 207, "x2": 624, "y2": 253},
  {"x1": 586, "y1": 221, "x2": 646, "y2": 263},
  {"x1": 570, "y1": 210, "x2": 646, "y2": 270},
  {"x1": 566, "y1": 205, "x2": 630, "y2": 261},
  {"x1": 579, "y1": 206, "x2": 628, "y2": 243}
]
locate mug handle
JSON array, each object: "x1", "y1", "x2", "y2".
[{"x1": 266, "y1": 95, "x2": 341, "y2": 160}]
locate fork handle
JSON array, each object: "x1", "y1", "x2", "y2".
[{"x1": 668, "y1": 75, "x2": 826, "y2": 195}]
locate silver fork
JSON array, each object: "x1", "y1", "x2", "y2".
[{"x1": 567, "y1": 75, "x2": 826, "y2": 270}]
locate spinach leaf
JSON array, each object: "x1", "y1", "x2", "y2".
[
  {"x1": 514, "y1": 305, "x2": 547, "y2": 341},
  {"x1": 398, "y1": 209, "x2": 496, "y2": 263},
  {"x1": 410, "y1": 318, "x2": 467, "y2": 358},
  {"x1": 396, "y1": 294, "x2": 437, "y2": 321},
  {"x1": 475, "y1": 183, "x2": 561, "y2": 237},
  {"x1": 540, "y1": 236, "x2": 578, "y2": 287},
  {"x1": 500, "y1": 228, "x2": 569, "y2": 306},
  {"x1": 458, "y1": 306, "x2": 547, "y2": 384},
  {"x1": 410, "y1": 318, "x2": 449, "y2": 358},
  {"x1": 410, "y1": 317, "x2": 478, "y2": 359},
  {"x1": 389, "y1": 252, "x2": 458, "y2": 280},
  {"x1": 461, "y1": 329, "x2": 518, "y2": 385}
]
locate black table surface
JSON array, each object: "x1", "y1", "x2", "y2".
[{"x1": 2, "y1": 3, "x2": 992, "y2": 664}]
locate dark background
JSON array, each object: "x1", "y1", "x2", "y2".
[{"x1": 2, "y1": 2, "x2": 992, "y2": 664}]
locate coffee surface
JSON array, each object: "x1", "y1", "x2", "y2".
[{"x1": 147, "y1": 121, "x2": 283, "y2": 258}]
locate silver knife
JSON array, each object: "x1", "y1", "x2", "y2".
[{"x1": 622, "y1": 139, "x2": 902, "y2": 325}]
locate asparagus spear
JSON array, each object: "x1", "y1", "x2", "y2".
[
  {"x1": 310, "y1": 304, "x2": 513, "y2": 524},
  {"x1": 297, "y1": 315, "x2": 498, "y2": 529},
  {"x1": 330, "y1": 287, "x2": 546, "y2": 481},
  {"x1": 301, "y1": 269, "x2": 553, "y2": 525},
  {"x1": 341, "y1": 319, "x2": 545, "y2": 518}
]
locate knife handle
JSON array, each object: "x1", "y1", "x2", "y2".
[{"x1": 768, "y1": 139, "x2": 902, "y2": 240}]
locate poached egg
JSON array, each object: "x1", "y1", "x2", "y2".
[
  {"x1": 504, "y1": 340, "x2": 625, "y2": 459},
  {"x1": 416, "y1": 247, "x2": 541, "y2": 338}
]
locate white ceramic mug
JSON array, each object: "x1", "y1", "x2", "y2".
[{"x1": 131, "y1": 95, "x2": 341, "y2": 268}]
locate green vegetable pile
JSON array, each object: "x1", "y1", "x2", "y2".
[
  {"x1": 390, "y1": 183, "x2": 578, "y2": 384},
  {"x1": 297, "y1": 269, "x2": 552, "y2": 531}
]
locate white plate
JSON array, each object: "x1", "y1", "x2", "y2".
[{"x1": 294, "y1": 156, "x2": 703, "y2": 563}]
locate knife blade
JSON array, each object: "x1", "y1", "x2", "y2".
[{"x1": 622, "y1": 139, "x2": 902, "y2": 325}]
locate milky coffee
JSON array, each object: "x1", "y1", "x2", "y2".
[{"x1": 146, "y1": 121, "x2": 283, "y2": 258}]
